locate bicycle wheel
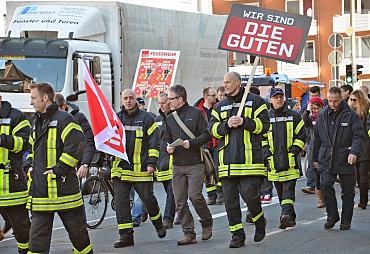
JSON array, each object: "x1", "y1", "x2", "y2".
[{"x1": 82, "y1": 176, "x2": 108, "y2": 229}]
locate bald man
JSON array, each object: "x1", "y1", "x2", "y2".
[{"x1": 112, "y1": 89, "x2": 166, "y2": 248}]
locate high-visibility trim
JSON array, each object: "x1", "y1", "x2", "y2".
[
  {"x1": 218, "y1": 134, "x2": 229, "y2": 176},
  {"x1": 212, "y1": 122, "x2": 223, "y2": 139},
  {"x1": 0, "y1": 168, "x2": 9, "y2": 195},
  {"x1": 118, "y1": 223, "x2": 133, "y2": 229},
  {"x1": 61, "y1": 123, "x2": 83, "y2": 143},
  {"x1": 17, "y1": 242, "x2": 29, "y2": 249},
  {"x1": 47, "y1": 128, "x2": 57, "y2": 168},
  {"x1": 0, "y1": 125, "x2": 10, "y2": 164},
  {"x1": 148, "y1": 149, "x2": 159, "y2": 158},
  {"x1": 47, "y1": 174, "x2": 57, "y2": 200},
  {"x1": 0, "y1": 190, "x2": 28, "y2": 207},
  {"x1": 262, "y1": 140, "x2": 269, "y2": 147},
  {"x1": 10, "y1": 136, "x2": 24, "y2": 153},
  {"x1": 254, "y1": 104, "x2": 267, "y2": 118},
  {"x1": 211, "y1": 110, "x2": 220, "y2": 121},
  {"x1": 26, "y1": 153, "x2": 33, "y2": 160},
  {"x1": 60, "y1": 153, "x2": 78, "y2": 167},
  {"x1": 12, "y1": 120, "x2": 31, "y2": 135},
  {"x1": 156, "y1": 170, "x2": 172, "y2": 181},
  {"x1": 368, "y1": 129, "x2": 370, "y2": 138},
  {"x1": 116, "y1": 169, "x2": 154, "y2": 182},
  {"x1": 230, "y1": 223, "x2": 243, "y2": 232},
  {"x1": 253, "y1": 118, "x2": 263, "y2": 134},
  {"x1": 281, "y1": 199, "x2": 295, "y2": 207},
  {"x1": 244, "y1": 107, "x2": 253, "y2": 165},
  {"x1": 220, "y1": 111, "x2": 228, "y2": 119},
  {"x1": 29, "y1": 135, "x2": 34, "y2": 146},
  {"x1": 268, "y1": 168, "x2": 300, "y2": 182},
  {"x1": 150, "y1": 211, "x2": 161, "y2": 221},
  {"x1": 27, "y1": 252, "x2": 40, "y2": 254},
  {"x1": 28, "y1": 192, "x2": 83, "y2": 212},
  {"x1": 294, "y1": 119, "x2": 305, "y2": 135},
  {"x1": 217, "y1": 182, "x2": 222, "y2": 187},
  {"x1": 286, "y1": 122, "x2": 293, "y2": 150},
  {"x1": 252, "y1": 211, "x2": 264, "y2": 222},
  {"x1": 292, "y1": 139, "x2": 305, "y2": 149},
  {"x1": 288, "y1": 153, "x2": 296, "y2": 169},
  {"x1": 133, "y1": 130, "x2": 143, "y2": 164},
  {"x1": 206, "y1": 186, "x2": 217, "y2": 192},
  {"x1": 73, "y1": 244, "x2": 92, "y2": 254},
  {"x1": 147, "y1": 122, "x2": 158, "y2": 136},
  {"x1": 267, "y1": 125, "x2": 274, "y2": 154}
]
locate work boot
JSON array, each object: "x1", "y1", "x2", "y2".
[
  {"x1": 141, "y1": 211, "x2": 148, "y2": 223},
  {"x1": 340, "y1": 221, "x2": 351, "y2": 230},
  {"x1": 0, "y1": 227, "x2": 4, "y2": 241},
  {"x1": 254, "y1": 217, "x2": 266, "y2": 242},
  {"x1": 201, "y1": 222, "x2": 213, "y2": 240},
  {"x1": 216, "y1": 193, "x2": 224, "y2": 205},
  {"x1": 324, "y1": 215, "x2": 340, "y2": 229},
  {"x1": 288, "y1": 219, "x2": 296, "y2": 227},
  {"x1": 163, "y1": 221, "x2": 173, "y2": 229},
  {"x1": 301, "y1": 187, "x2": 315, "y2": 194},
  {"x1": 132, "y1": 219, "x2": 140, "y2": 227},
  {"x1": 156, "y1": 223, "x2": 166, "y2": 238},
  {"x1": 279, "y1": 215, "x2": 291, "y2": 229},
  {"x1": 207, "y1": 197, "x2": 216, "y2": 205},
  {"x1": 174, "y1": 217, "x2": 180, "y2": 225},
  {"x1": 317, "y1": 190, "x2": 325, "y2": 208},
  {"x1": 229, "y1": 239, "x2": 245, "y2": 248},
  {"x1": 245, "y1": 210, "x2": 253, "y2": 223},
  {"x1": 177, "y1": 236, "x2": 197, "y2": 245},
  {"x1": 114, "y1": 235, "x2": 134, "y2": 248}
]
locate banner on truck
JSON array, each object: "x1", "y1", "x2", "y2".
[
  {"x1": 218, "y1": 3, "x2": 312, "y2": 65},
  {"x1": 132, "y1": 49, "x2": 180, "y2": 98}
]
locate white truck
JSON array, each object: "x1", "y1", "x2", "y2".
[{"x1": 0, "y1": 1, "x2": 228, "y2": 118}]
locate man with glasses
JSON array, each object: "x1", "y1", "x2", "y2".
[{"x1": 194, "y1": 87, "x2": 223, "y2": 205}]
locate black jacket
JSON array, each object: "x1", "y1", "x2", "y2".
[
  {"x1": 313, "y1": 102, "x2": 364, "y2": 174},
  {"x1": 111, "y1": 105, "x2": 159, "y2": 182},
  {"x1": 66, "y1": 102, "x2": 95, "y2": 167},
  {"x1": 163, "y1": 102, "x2": 211, "y2": 166},
  {"x1": 208, "y1": 87, "x2": 270, "y2": 179},
  {"x1": 155, "y1": 109, "x2": 173, "y2": 181},
  {"x1": 26, "y1": 103, "x2": 86, "y2": 213},
  {"x1": 263, "y1": 103, "x2": 306, "y2": 181},
  {"x1": 302, "y1": 109, "x2": 316, "y2": 169},
  {"x1": 0, "y1": 101, "x2": 31, "y2": 208}
]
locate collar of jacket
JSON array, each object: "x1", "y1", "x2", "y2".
[
  {"x1": 30, "y1": 103, "x2": 58, "y2": 121},
  {"x1": 175, "y1": 101, "x2": 189, "y2": 115},
  {"x1": 270, "y1": 102, "x2": 289, "y2": 116},
  {"x1": 0, "y1": 101, "x2": 12, "y2": 118},
  {"x1": 226, "y1": 86, "x2": 244, "y2": 103},
  {"x1": 66, "y1": 101, "x2": 79, "y2": 115},
  {"x1": 158, "y1": 108, "x2": 173, "y2": 120},
  {"x1": 121, "y1": 103, "x2": 140, "y2": 118},
  {"x1": 326, "y1": 101, "x2": 348, "y2": 116}
]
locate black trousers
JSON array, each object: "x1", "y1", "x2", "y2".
[
  {"x1": 2, "y1": 204, "x2": 30, "y2": 253},
  {"x1": 356, "y1": 160, "x2": 370, "y2": 204},
  {"x1": 114, "y1": 179, "x2": 162, "y2": 237},
  {"x1": 222, "y1": 177, "x2": 264, "y2": 241},
  {"x1": 29, "y1": 207, "x2": 92, "y2": 254},
  {"x1": 274, "y1": 180, "x2": 296, "y2": 221},
  {"x1": 313, "y1": 168, "x2": 321, "y2": 190},
  {"x1": 321, "y1": 171, "x2": 356, "y2": 222}
]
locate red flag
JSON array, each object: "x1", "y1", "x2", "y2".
[{"x1": 82, "y1": 57, "x2": 129, "y2": 162}]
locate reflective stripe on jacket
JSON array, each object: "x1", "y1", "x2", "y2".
[
  {"x1": 0, "y1": 101, "x2": 31, "y2": 207},
  {"x1": 262, "y1": 103, "x2": 306, "y2": 182}
]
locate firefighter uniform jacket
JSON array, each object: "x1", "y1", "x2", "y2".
[
  {"x1": 26, "y1": 103, "x2": 86, "y2": 213},
  {"x1": 111, "y1": 105, "x2": 159, "y2": 182},
  {"x1": 0, "y1": 101, "x2": 31, "y2": 208},
  {"x1": 262, "y1": 103, "x2": 306, "y2": 182},
  {"x1": 155, "y1": 109, "x2": 173, "y2": 182},
  {"x1": 208, "y1": 87, "x2": 270, "y2": 179}
]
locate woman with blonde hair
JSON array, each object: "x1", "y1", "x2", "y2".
[{"x1": 349, "y1": 90, "x2": 370, "y2": 209}]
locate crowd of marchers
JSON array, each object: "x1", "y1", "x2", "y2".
[{"x1": 1, "y1": 73, "x2": 370, "y2": 253}]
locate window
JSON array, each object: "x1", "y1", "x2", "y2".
[
  {"x1": 233, "y1": 52, "x2": 260, "y2": 66},
  {"x1": 286, "y1": 0, "x2": 313, "y2": 16},
  {"x1": 73, "y1": 56, "x2": 101, "y2": 92},
  {"x1": 301, "y1": 41, "x2": 315, "y2": 62},
  {"x1": 361, "y1": 37, "x2": 370, "y2": 57},
  {"x1": 243, "y1": 3, "x2": 259, "y2": 7},
  {"x1": 344, "y1": 37, "x2": 364, "y2": 58},
  {"x1": 343, "y1": 0, "x2": 370, "y2": 14}
]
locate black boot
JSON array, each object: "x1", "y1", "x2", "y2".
[
  {"x1": 229, "y1": 239, "x2": 245, "y2": 248},
  {"x1": 0, "y1": 209, "x2": 11, "y2": 235},
  {"x1": 324, "y1": 214, "x2": 340, "y2": 229},
  {"x1": 254, "y1": 216, "x2": 266, "y2": 242},
  {"x1": 359, "y1": 186, "x2": 368, "y2": 209},
  {"x1": 340, "y1": 221, "x2": 351, "y2": 230},
  {"x1": 114, "y1": 235, "x2": 134, "y2": 248},
  {"x1": 279, "y1": 215, "x2": 290, "y2": 229},
  {"x1": 155, "y1": 223, "x2": 166, "y2": 238}
]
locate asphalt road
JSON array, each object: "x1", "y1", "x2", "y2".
[{"x1": 1, "y1": 176, "x2": 370, "y2": 254}]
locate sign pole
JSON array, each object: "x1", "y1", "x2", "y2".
[{"x1": 237, "y1": 56, "x2": 260, "y2": 117}]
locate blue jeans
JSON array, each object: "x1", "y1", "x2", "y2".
[
  {"x1": 306, "y1": 144, "x2": 316, "y2": 188},
  {"x1": 162, "y1": 180, "x2": 176, "y2": 222},
  {"x1": 131, "y1": 189, "x2": 147, "y2": 222}
]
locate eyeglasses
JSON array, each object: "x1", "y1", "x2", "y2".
[
  {"x1": 350, "y1": 98, "x2": 357, "y2": 102},
  {"x1": 207, "y1": 94, "x2": 216, "y2": 97},
  {"x1": 167, "y1": 97, "x2": 179, "y2": 101}
]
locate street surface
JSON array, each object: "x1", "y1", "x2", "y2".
[{"x1": 1, "y1": 176, "x2": 370, "y2": 254}]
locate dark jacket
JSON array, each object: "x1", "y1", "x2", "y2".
[
  {"x1": 313, "y1": 102, "x2": 364, "y2": 174},
  {"x1": 300, "y1": 100, "x2": 328, "y2": 145},
  {"x1": 111, "y1": 105, "x2": 159, "y2": 182},
  {"x1": 66, "y1": 102, "x2": 95, "y2": 167},
  {"x1": 0, "y1": 101, "x2": 31, "y2": 208},
  {"x1": 361, "y1": 109, "x2": 370, "y2": 161},
  {"x1": 163, "y1": 102, "x2": 211, "y2": 166},
  {"x1": 155, "y1": 109, "x2": 173, "y2": 181},
  {"x1": 194, "y1": 98, "x2": 218, "y2": 149},
  {"x1": 263, "y1": 103, "x2": 306, "y2": 182},
  {"x1": 26, "y1": 103, "x2": 86, "y2": 213},
  {"x1": 302, "y1": 109, "x2": 316, "y2": 169},
  {"x1": 208, "y1": 87, "x2": 270, "y2": 179}
]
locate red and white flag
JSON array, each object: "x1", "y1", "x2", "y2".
[{"x1": 82, "y1": 57, "x2": 129, "y2": 162}]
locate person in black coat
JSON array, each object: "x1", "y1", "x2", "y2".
[{"x1": 313, "y1": 87, "x2": 364, "y2": 230}]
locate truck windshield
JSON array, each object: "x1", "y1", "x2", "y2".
[{"x1": 0, "y1": 57, "x2": 66, "y2": 93}]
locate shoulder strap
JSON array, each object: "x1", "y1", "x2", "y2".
[{"x1": 172, "y1": 111, "x2": 196, "y2": 139}]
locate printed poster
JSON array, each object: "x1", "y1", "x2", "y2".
[{"x1": 132, "y1": 50, "x2": 180, "y2": 97}]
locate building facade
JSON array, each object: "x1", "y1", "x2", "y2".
[{"x1": 213, "y1": 0, "x2": 370, "y2": 93}]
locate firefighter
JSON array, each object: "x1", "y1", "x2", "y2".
[
  {"x1": 262, "y1": 88, "x2": 306, "y2": 229},
  {"x1": 112, "y1": 89, "x2": 166, "y2": 248},
  {"x1": 0, "y1": 94, "x2": 31, "y2": 253},
  {"x1": 26, "y1": 82, "x2": 92, "y2": 253},
  {"x1": 208, "y1": 72, "x2": 270, "y2": 248}
]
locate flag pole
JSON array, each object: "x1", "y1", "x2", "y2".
[{"x1": 237, "y1": 56, "x2": 260, "y2": 117}]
